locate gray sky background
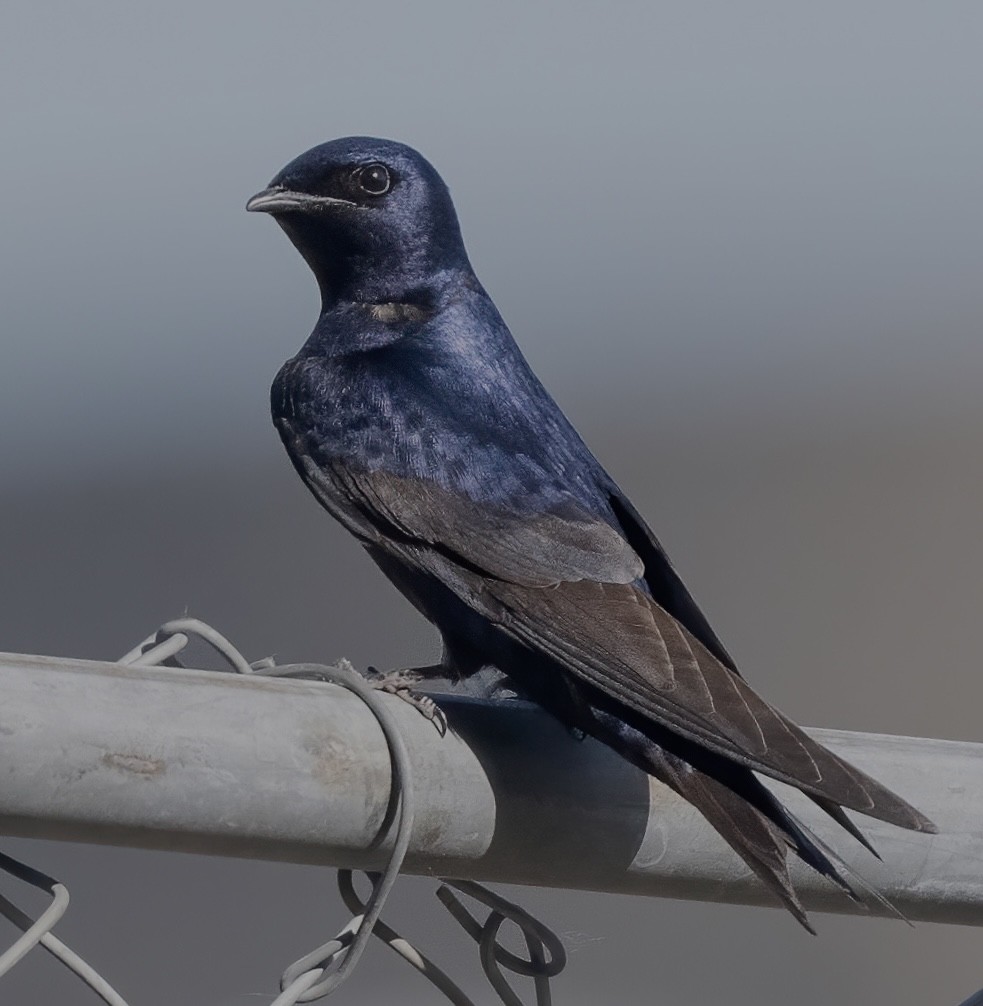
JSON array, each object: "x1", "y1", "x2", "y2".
[
  {"x1": 2, "y1": 2, "x2": 983, "y2": 1004},
  {"x1": 3, "y1": 0, "x2": 983, "y2": 485}
]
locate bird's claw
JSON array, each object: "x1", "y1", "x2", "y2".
[{"x1": 366, "y1": 667, "x2": 448, "y2": 736}]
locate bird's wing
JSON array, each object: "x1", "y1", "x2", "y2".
[
  {"x1": 278, "y1": 417, "x2": 932, "y2": 832},
  {"x1": 331, "y1": 460, "x2": 645, "y2": 587},
  {"x1": 606, "y1": 488, "x2": 738, "y2": 671},
  {"x1": 606, "y1": 486, "x2": 889, "y2": 852}
]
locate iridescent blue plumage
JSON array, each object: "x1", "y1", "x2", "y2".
[{"x1": 250, "y1": 136, "x2": 934, "y2": 930}]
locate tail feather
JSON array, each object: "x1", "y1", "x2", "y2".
[
  {"x1": 666, "y1": 754, "x2": 914, "y2": 928},
  {"x1": 592, "y1": 708, "x2": 904, "y2": 930},
  {"x1": 808, "y1": 795, "x2": 882, "y2": 860},
  {"x1": 664, "y1": 758, "x2": 817, "y2": 931}
]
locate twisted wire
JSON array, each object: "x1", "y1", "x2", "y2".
[
  {"x1": 0, "y1": 851, "x2": 130, "y2": 1005},
  {"x1": 128, "y1": 618, "x2": 565, "y2": 1005}
]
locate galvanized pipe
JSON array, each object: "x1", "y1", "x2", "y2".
[{"x1": 1, "y1": 651, "x2": 980, "y2": 925}]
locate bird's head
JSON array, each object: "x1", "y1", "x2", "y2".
[{"x1": 247, "y1": 136, "x2": 470, "y2": 307}]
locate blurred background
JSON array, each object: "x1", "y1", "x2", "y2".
[{"x1": 2, "y1": 1, "x2": 982, "y2": 1002}]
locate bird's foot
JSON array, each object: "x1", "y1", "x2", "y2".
[
  {"x1": 483, "y1": 671, "x2": 521, "y2": 700},
  {"x1": 365, "y1": 666, "x2": 448, "y2": 736}
]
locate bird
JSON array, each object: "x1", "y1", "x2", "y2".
[{"x1": 247, "y1": 136, "x2": 935, "y2": 929}]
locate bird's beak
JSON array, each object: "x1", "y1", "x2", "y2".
[{"x1": 245, "y1": 187, "x2": 354, "y2": 214}]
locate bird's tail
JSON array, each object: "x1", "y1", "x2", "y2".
[
  {"x1": 651, "y1": 749, "x2": 836, "y2": 930},
  {"x1": 668, "y1": 757, "x2": 908, "y2": 931},
  {"x1": 594, "y1": 710, "x2": 896, "y2": 931}
]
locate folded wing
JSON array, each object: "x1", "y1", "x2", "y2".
[{"x1": 277, "y1": 411, "x2": 934, "y2": 835}]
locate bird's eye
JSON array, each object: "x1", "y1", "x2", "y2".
[{"x1": 354, "y1": 163, "x2": 392, "y2": 196}]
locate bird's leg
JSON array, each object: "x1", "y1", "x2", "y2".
[
  {"x1": 481, "y1": 670, "x2": 520, "y2": 700},
  {"x1": 365, "y1": 664, "x2": 448, "y2": 736},
  {"x1": 554, "y1": 674, "x2": 597, "y2": 742}
]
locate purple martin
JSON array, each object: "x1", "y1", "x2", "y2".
[{"x1": 247, "y1": 136, "x2": 934, "y2": 927}]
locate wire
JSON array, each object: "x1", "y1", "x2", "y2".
[
  {"x1": 0, "y1": 851, "x2": 130, "y2": 1006},
  {"x1": 123, "y1": 618, "x2": 566, "y2": 1005}
]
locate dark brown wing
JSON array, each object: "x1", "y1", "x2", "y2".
[
  {"x1": 608, "y1": 488, "x2": 887, "y2": 852},
  {"x1": 607, "y1": 489, "x2": 738, "y2": 670},
  {"x1": 276, "y1": 422, "x2": 933, "y2": 834},
  {"x1": 330, "y1": 463, "x2": 644, "y2": 588},
  {"x1": 483, "y1": 575, "x2": 932, "y2": 830}
]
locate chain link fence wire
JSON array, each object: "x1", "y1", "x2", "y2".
[
  {"x1": 1, "y1": 617, "x2": 565, "y2": 1005},
  {"x1": 125, "y1": 618, "x2": 566, "y2": 1005},
  {"x1": 0, "y1": 851, "x2": 129, "y2": 1005}
]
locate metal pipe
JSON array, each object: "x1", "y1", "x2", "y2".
[{"x1": 1, "y1": 651, "x2": 980, "y2": 925}]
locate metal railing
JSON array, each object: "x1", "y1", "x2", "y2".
[{"x1": 1, "y1": 619, "x2": 982, "y2": 1003}]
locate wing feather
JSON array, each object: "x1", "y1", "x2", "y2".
[
  {"x1": 329, "y1": 460, "x2": 645, "y2": 588},
  {"x1": 274, "y1": 424, "x2": 934, "y2": 834}
]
